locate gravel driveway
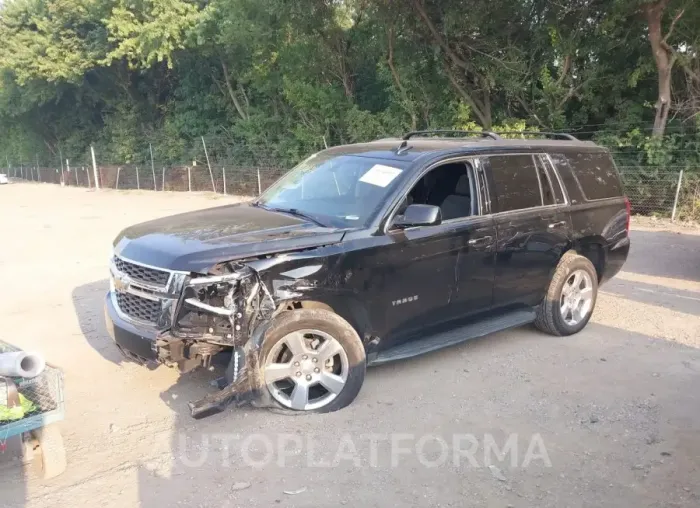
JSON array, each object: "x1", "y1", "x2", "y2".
[{"x1": 0, "y1": 184, "x2": 698, "y2": 508}]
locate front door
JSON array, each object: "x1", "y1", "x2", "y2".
[
  {"x1": 484, "y1": 154, "x2": 572, "y2": 308},
  {"x1": 373, "y1": 159, "x2": 496, "y2": 351}
]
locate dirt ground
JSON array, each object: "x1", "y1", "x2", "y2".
[{"x1": 0, "y1": 183, "x2": 699, "y2": 508}]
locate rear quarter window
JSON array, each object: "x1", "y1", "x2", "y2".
[{"x1": 567, "y1": 151, "x2": 622, "y2": 200}]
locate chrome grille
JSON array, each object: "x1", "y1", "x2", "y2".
[
  {"x1": 115, "y1": 292, "x2": 161, "y2": 323},
  {"x1": 113, "y1": 257, "x2": 170, "y2": 286}
]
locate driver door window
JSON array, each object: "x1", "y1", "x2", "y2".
[{"x1": 395, "y1": 161, "x2": 476, "y2": 224}]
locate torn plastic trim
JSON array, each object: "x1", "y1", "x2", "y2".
[
  {"x1": 186, "y1": 272, "x2": 246, "y2": 286},
  {"x1": 184, "y1": 298, "x2": 235, "y2": 316}
]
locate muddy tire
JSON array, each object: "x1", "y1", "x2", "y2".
[
  {"x1": 261, "y1": 308, "x2": 366, "y2": 413},
  {"x1": 535, "y1": 251, "x2": 598, "y2": 336}
]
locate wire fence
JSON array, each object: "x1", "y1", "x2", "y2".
[
  {"x1": 4, "y1": 157, "x2": 700, "y2": 222},
  {"x1": 3, "y1": 162, "x2": 287, "y2": 196},
  {"x1": 618, "y1": 167, "x2": 700, "y2": 220}
]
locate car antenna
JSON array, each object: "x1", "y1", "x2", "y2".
[{"x1": 395, "y1": 140, "x2": 413, "y2": 155}]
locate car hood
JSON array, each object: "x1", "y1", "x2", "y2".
[{"x1": 113, "y1": 203, "x2": 346, "y2": 273}]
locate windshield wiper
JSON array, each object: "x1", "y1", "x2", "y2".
[{"x1": 262, "y1": 205, "x2": 326, "y2": 227}]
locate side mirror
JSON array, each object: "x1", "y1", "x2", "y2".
[{"x1": 392, "y1": 204, "x2": 442, "y2": 228}]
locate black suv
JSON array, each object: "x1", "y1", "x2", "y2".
[{"x1": 105, "y1": 131, "x2": 630, "y2": 417}]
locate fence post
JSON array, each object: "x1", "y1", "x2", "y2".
[
  {"x1": 64, "y1": 160, "x2": 69, "y2": 187},
  {"x1": 116, "y1": 167, "x2": 121, "y2": 189},
  {"x1": 136, "y1": 166, "x2": 140, "y2": 190},
  {"x1": 75, "y1": 167, "x2": 80, "y2": 186},
  {"x1": 90, "y1": 145, "x2": 100, "y2": 190},
  {"x1": 187, "y1": 166, "x2": 192, "y2": 192},
  {"x1": 222, "y1": 167, "x2": 227, "y2": 195},
  {"x1": 257, "y1": 168, "x2": 262, "y2": 196},
  {"x1": 36, "y1": 155, "x2": 39, "y2": 181},
  {"x1": 201, "y1": 136, "x2": 216, "y2": 192},
  {"x1": 150, "y1": 143, "x2": 156, "y2": 190},
  {"x1": 671, "y1": 169, "x2": 684, "y2": 222},
  {"x1": 162, "y1": 167, "x2": 165, "y2": 191}
]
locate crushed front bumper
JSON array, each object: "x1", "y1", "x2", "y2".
[
  {"x1": 105, "y1": 291, "x2": 269, "y2": 417},
  {"x1": 104, "y1": 292, "x2": 159, "y2": 364}
]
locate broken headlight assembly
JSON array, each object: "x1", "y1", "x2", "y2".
[{"x1": 172, "y1": 266, "x2": 274, "y2": 345}]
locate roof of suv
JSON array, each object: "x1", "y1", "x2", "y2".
[{"x1": 325, "y1": 136, "x2": 602, "y2": 163}]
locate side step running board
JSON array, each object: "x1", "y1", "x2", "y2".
[{"x1": 369, "y1": 309, "x2": 536, "y2": 366}]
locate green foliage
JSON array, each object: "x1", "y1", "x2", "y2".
[
  {"x1": 0, "y1": 0, "x2": 698, "y2": 178},
  {"x1": 105, "y1": 0, "x2": 203, "y2": 68}
]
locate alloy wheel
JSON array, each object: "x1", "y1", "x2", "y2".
[
  {"x1": 264, "y1": 329, "x2": 349, "y2": 411},
  {"x1": 559, "y1": 269, "x2": 594, "y2": 326}
]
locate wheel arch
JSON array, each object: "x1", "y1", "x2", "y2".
[
  {"x1": 571, "y1": 236, "x2": 607, "y2": 282},
  {"x1": 274, "y1": 296, "x2": 373, "y2": 347}
]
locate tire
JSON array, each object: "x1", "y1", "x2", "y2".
[
  {"x1": 260, "y1": 308, "x2": 366, "y2": 413},
  {"x1": 535, "y1": 251, "x2": 598, "y2": 336},
  {"x1": 34, "y1": 424, "x2": 67, "y2": 479}
]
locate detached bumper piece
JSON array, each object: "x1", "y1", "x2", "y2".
[{"x1": 188, "y1": 347, "x2": 264, "y2": 419}]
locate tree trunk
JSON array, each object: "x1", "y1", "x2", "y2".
[
  {"x1": 643, "y1": 1, "x2": 675, "y2": 138},
  {"x1": 442, "y1": 61, "x2": 491, "y2": 128},
  {"x1": 220, "y1": 59, "x2": 249, "y2": 121},
  {"x1": 387, "y1": 27, "x2": 418, "y2": 130},
  {"x1": 412, "y1": 0, "x2": 491, "y2": 129}
]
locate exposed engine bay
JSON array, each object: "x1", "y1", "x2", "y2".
[{"x1": 172, "y1": 263, "x2": 275, "y2": 346}]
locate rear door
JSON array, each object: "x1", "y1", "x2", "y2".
[{"x1": 484, "y1": 153, "x2": 572, "y2": 308}]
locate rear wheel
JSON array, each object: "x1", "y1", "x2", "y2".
[
  {"x1": 261, "y1": 309, "x2": 366, "y2": 413},
  {"x1": 535, "y1": 252, "x2": 598, "y2": 336}
]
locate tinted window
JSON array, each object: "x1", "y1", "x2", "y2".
[
  {"x1": 567, "y1": 152, "x2": 622, "y2": 200},
  {"x1": 489, "y1": 155, "x2": 541, "y2": 212},
  {"x1": 396, "y1": 162, "x2": 474, "y2": 221}
]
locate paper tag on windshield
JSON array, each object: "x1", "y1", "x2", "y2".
[{"x1": 359, "y1": 164, "x2": 402, "y2": 187}]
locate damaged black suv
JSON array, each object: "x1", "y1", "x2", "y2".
[{"x1": 105, "y1": 131, "x2": 630, "y2": 418}]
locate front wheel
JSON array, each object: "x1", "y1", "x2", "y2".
[
  {"x1": 535, "y1": 252, "x2": 598, "y2": 336},
  {"x1": 261, "y1": 308, "x2": 366, "y2": 413}
]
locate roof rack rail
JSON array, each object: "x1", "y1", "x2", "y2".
[
  {"x1": 496, "y1": 131, "x2": 579, "y2": 141},
  {"x1": 402, "y1": 130, "x2": 502, "y2": 141}
]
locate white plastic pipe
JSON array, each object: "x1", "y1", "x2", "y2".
[{"x1": 0, "y1": 351, "x2": 46, "y2": 378}]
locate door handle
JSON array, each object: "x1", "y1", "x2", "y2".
[
  {"x1": 468, "y1": 235, "x2": 493, "y2": 246},
  {"x1": 548, "y1": 221, "x2": 567, "y2": 229}
]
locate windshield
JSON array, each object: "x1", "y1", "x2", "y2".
[{"x1": 256, "y1": 153, "x2": 408, "y2": 228}]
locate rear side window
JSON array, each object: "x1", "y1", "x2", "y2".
[
  {"x1": 567, "y1": 152, "x2": 622, "y2": 200},
  {"x1": 489, "y1": 155, "x2": 541, "y2": 212}
]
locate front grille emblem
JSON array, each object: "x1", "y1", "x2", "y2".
[{"x1": 113, "y1": 273, "x2": 130, "y2": 293}]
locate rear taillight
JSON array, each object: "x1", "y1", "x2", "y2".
[{"x1": 624, "y1": 196, "x2": 631, "y2": 234}]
